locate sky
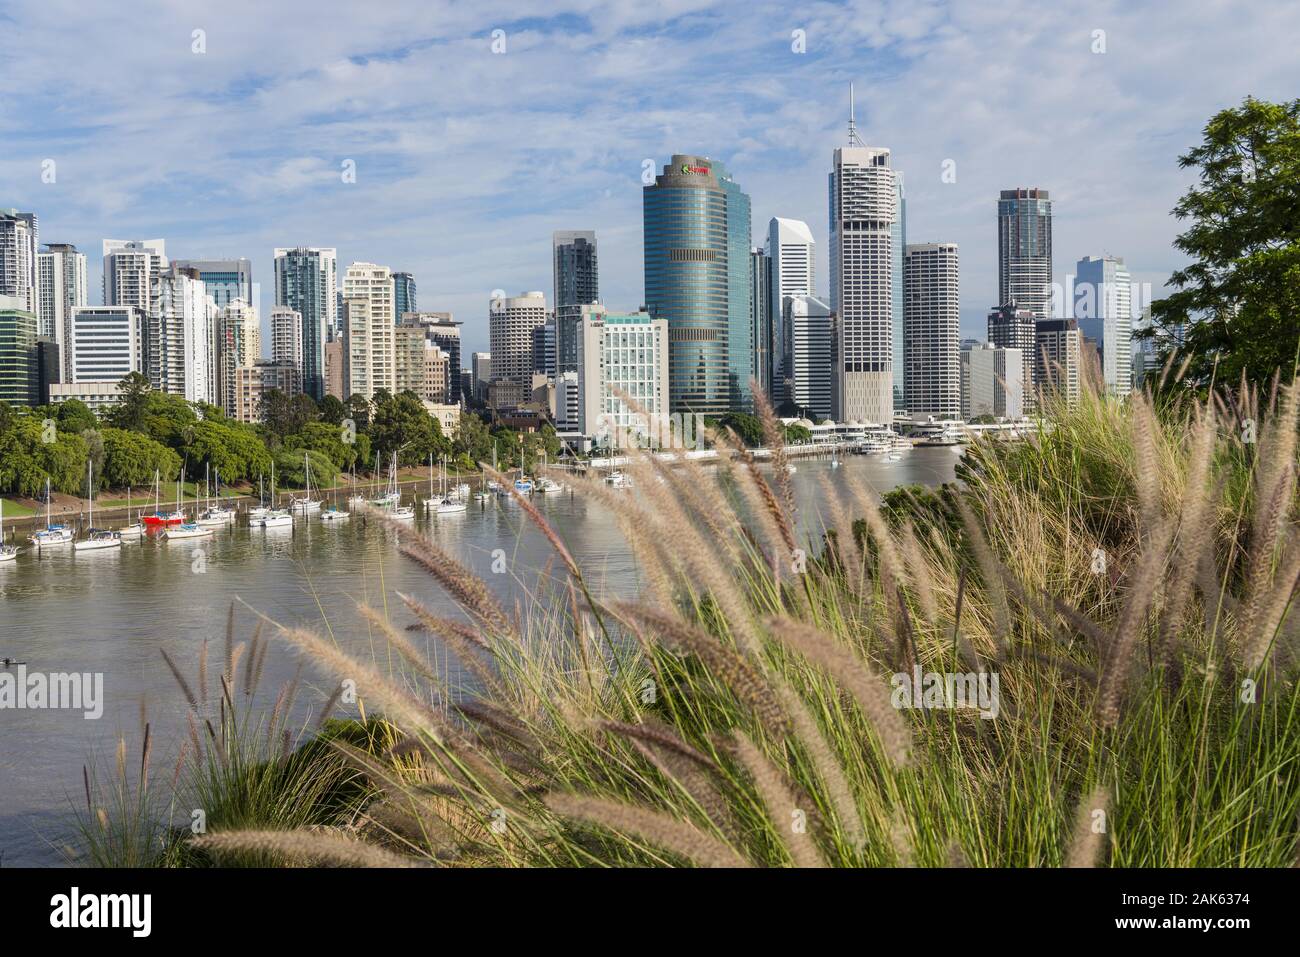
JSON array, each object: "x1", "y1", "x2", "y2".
[{"x1": 2, "y1": 0, "x2": 1297, "y2": 358}]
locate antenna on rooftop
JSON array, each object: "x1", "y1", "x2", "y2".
[{"x1": 847, "y1": 82, "x2": 865, "y2": 147}]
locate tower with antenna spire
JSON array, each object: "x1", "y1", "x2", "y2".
[{"x1": 847, "y1": 81, "x2": 866, "y2": 147}]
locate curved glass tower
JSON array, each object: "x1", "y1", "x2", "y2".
[{"x1": 643, "y1": 155, "x2": 751, "y2": 414}]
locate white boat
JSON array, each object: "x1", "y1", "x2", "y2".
[
  {"x1": 289, "y1": 453, "x2": 322, "y2": 512},
  {"x1": 604, "y1": 470, "x2": 632, "y2": 489},
  {"x1": 425, "y1": 454, "x2": 468, "y2": 513},
  {"x1": 75, "y1": 460, "x2": 122, "y2": 551},
  {"x1": 320, "y1": 505, "x2": 350, "y2": 522},
  {"x1": 116, "y1": 485, "x2": 144, "y2": 539},
  {"x1": 0, "y1": 499, "x2": 17, "y2": 562},
  {"x1": 248, "y1": 505, "x2": 270, "y2": 521},
  {"x1": 391, "y1": 504, "x2": 416, "y2": 521},
  {"x1": 535, "y1": 476, "x2": 564, "y2": 494},
  {"x1": 785, "y1": 464, "x2": 798, "y2": 474},
  {"x1": 162, "y1": 523, "x2": 214, "y2": 540},
  {"x1": 257, "y1": 510, "x2": 293, "y2": 528},
  {"x1": 30, "y1": 478, "x2": 73, "y2": 547}
]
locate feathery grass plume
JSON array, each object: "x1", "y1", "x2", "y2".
[
  {"x1": 776, "y1": 679, "x2": 867, "y2": 850},
  {"x1": 817, "y1": 473, "x2": 863, "y2": 582},
  {"x1": 731, "y1": 732, "x2": 826, "y2": 868},
  {"x1": 456, "y1": 699, "x2": 543, "y2": 754},
  {"x1": 193, "y1": 829, "x2": 416, "y2": 867},
  {"x1": 242, "y1": 625, "x2": 261, "y2": 696},
  {"x1": 752, "y1": 380, "x2": 797, "y2": 522},
  {"x1": 1157, "y1": 411, "x2": 1220, "y2": 659},
  {"x1": 545, "y1": 792, "x2": 749, "y2": 867},
  {"x1": 1250, "y1": 383, "x2": 1299, "y2": 555},
  {"x1": 395, "y1": 592, "x2": 502, "y2": 694},
  {"x1": 481, "y1": 463, "x2": 580, "y2": 580},
  {"x1": 1096, "y1": 521, "x2": 1175, "y2": 728},
  {"x1": 889, "y1": 808, "x2": 914, "y2": 867},
  {"x1": 600, "y1": 719, "x2": 715, "y2": 769},
  {"x1": 224, "y1": 604, "x2": 235, "y2": 682},
  {"x1": 392, "y1": 529, "x2": 513, "y2": 637},
  {"x1": 898, "y1": 518, "x2": 941, "y2": 630},
  {"x1": 315, "y1": 681, "x2": 346, "y2": 730},
  {"x1": 954, "y1": 496, "x2": 1013, "y2": 656},
  {"x1": 564, "y1": 470, "x2": 678, "y2": 606},
  {"x1": 1130, "y1": 394, "x2": 1163, "y2": 537},
  {"x1": 626, "y1": 738, "x2": 740, "y2": 846},
  {"x1": 197, "y1": 639, "x2": 209, "y2": 710},
  {"x1": 946, "y1": 840, "x2": 969, "y2": 868},
  {"x1": 1239, "y1": 529, "x2": 1300, "y2": 670},
  {"x1": 1065, "y1": 785, "x2": 1110, "y2": 867},
  {"x1": 1237, "y1": 464, "x2": 1297, "y2": 660},
  {"x1": 611, "y1": 601, "x2": 790, "y2": 738},
  {"x1": 160, "y1": 648, "x2": 198, "y2": 713},
  {"x1": 717, "y1": 425, "x2": 797, "y2": 557},
  {"x1": 763, "y1": 616, "x2": 912, "y2": 769},
  {"x1": 139, "y1": 723, "x2": 152, "y2": 792}
]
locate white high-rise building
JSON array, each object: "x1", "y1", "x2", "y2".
[
  {"x1": 216, "y1": 298, "x2": 261, "y2": 415},
  {"x1": 766, "y1": 217, "x2": 815, "y2": 402},
  {"x1": 489, "y1": 291, "x2": 547, "y2": 384},
  {"x1": 270, "y1": 306, "x2": 303, "y2": 369},
  {"x1": 903, "y1": 243, "x2": 961, "y2": 419},
  {"x1": 0, "y1": 209, "x2": 39, "y2": 313},
  {"x1": 150, "y1": 265, "x2": 215, "y2": 403},
  {"x1": 963, "y1": 343, "x2": 1024, "y2": 420},
  {"x1": 341, "y1": 262, "x2": 395, "y2": 400},
  {"x1": 829, "y1": 92, "x2": 898, "y2": 426},
  {"x1": 37, "y1": 243, "x2": 88, "y2": 374},
  {"x1": 102, "y1": 239, "x2": 167, "y2": 312},
  {"x1": 575, "y1": 307, "x2": 669, "y2": 443},
  {"x1": 1074, "y1": 255, "x2": 1133, "y2": 397},
  {"x1": 783, "y1": 295, "x2": 834, "y2": 420},
  {"x1": 67, "y1": 306, "x2": 142, "y2": 384}
]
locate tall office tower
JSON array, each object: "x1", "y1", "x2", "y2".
[
  {"x1": 0, "y1": 294, "x2": 39, "y2": 406},
  {"x1": 471, "y1": 351, "x2": 492, "y2": 402},
  {"x1": 903, "y1": 243, "x2": 961, "y2": 418},
  {"x1": 393, "y1": 321, "x2": 431, "y2": 397},
  {"x1": 68, "y1": 306, "x2": 142, "y2": 385},
  {"x1": 1074, "y1": 255, "x2": 1133, "y2": 397},
  {"x1": 37, "y1": 243, "x2": 88, "y2": 375},
  {"x1": 644, "y1": 154, "x2": 752, "y2": 415},
  {"x1": 987, "y1": 302, "x2": 1039, "y2": 409},
  {"x1": 1035, "y1": 318, "x2": 1082, "y2": 407},
  {"x1": 270, "y1": 306, "x2": 303, "y2": 368},
  {"x1": 173, "y1": 258, "x2": 252, "y2": 309},
  {"x1": 323, "y1": 340, "x2": 344, "y2": 400},
  {"x1": 829, "y1": 89, "x2": 899, "y2": 425},
  {"x1": 489, "y1": 291, "x2": 547, "y2": 384},
  {"x1": 532, "y1": 321, "x2": 556, "y2": 378},
  {"x1": 273, "y1": 247, "x2": 337, "y2": 399},
  {"x1": 553, "y1": 230, "x2": 599, "y2": 376},
  {"x1": 575, "y1": 308, "x2": 669, "y2": 441},
  {"x1": 963, "y1": 343, "x2": 1024, "y2": 420},
  {"x1": 392, "y1": 271, "x2": 417, "y2": 319},
  {"x1": 0, "y1": 210, "x2": 39, "y2": 313},
  {"x1": 102, "y1": 239, "x2": 167, "y2": 311},
  {"x1": 783, "y1": 294, "x2": 834, "y2": 420},
  {"x1": 150, "y1": 265, "x2": 215, "y2": 403},
  {"x1": 998, "y1": 188, "x2": 1053, "y2": 321},
  {"x1": 749, "y1": 248, "x2": 772, "y2": 399},
  {"x1": 399, "y1": 312, "x2": 461, "y2": 403},
  {"x1": 341, "y1": 262, "x2": 395, "y2": 400},
  {"x1": 892, "y1": 177, "x2": 907, "y2": 410},
  {"x1": 765, "y1": 217, "x2": 815, "y2": 405},
  {"x1": 215, "y1": 299, "x2": 260, "y2": 415}
]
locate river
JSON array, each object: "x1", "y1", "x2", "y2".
[{"x1": 0, "y1": 449, "x2": 959, "y2": 866}]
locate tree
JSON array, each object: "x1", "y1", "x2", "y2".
[
  {"x1": 109, "y1": 372, "x2": 152, "y2": 433},
  {"x1": 101, "y1": 428, "x2": 182, "y2": 490},
  {"x1": 455, "y1": 410, "x2": 495, "y2": 465},
  {"x1": 259, "y1": 389, "x2": 316, "y2": 441},
  {"x1": 1140, "y1": 97, "x2": 1300, "y2": 393},
  {"x1": 344, "y1": 394, "x2": 372, "y2": 431},
  {"x1": 56, "y1": 398, "x2": 98, "y2": 434},
  {"x1": 318, "y1": 394, "x2": 347, "y2": 426},
  {"x1": 370, "y1": 392, "x2": 449, "y2": 466}
]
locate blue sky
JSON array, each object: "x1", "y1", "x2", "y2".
[{"x1": 2, "y1": 0, "x2": 1298, "y2": 357}]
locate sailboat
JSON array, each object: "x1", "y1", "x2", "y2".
[
  {"x1": 198, "y1": 464, "x2": 234, "y2": 525},
  {"x1": 251, "y1": 460, "x2": 292, "y2": 527},
  {"x1": 534, "y1": 452, "x2": 564, "y2": 494},
  {"x1": 289, "y1": 453, "x2": 321, "y2": 512},
  {"x1": 29, "y1": 478, "x2": 73, "y2": 546},
  {"x1": 388, "y1": 452, "x2": 415, "y2": 519},
  {"x1": 426, "y1": 453, "x2": 468, "y2": 513},
  {"x1": 249, "y1": 473, "x2": 269, "y2": 521},
  {"x1": 369, "y1": 451, "x2": 400, "y2": 508},
  {"x1": 142, "y1": 469, "x2": 183, "y2": 527},
  {"x1": 75, "y1": 460, "x2": 121, "y2": 551},
  {"x1": 0, "y1": 499, "x2": 17, "y2": 562},
  {"x1": 118, "y1": 485, "x2": 144, "y2": 539},
  {"x1": 346, "y1": 462, "x2": 365, "y2": 508},
  {"x1": 321, "y1": 475, "x2": 350, "y2": 522}
]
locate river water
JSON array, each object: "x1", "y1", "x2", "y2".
[{"x1": 0, "y1": 449, "x2": 958, "y2": 866}]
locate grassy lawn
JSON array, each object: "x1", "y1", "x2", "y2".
[{"x1": 0, "y1": 497, "x2": 37, "y2": 517}]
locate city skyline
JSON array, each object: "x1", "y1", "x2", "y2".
[{"x1": 5, "y1": 2, "x2": 1297, "y2": 358}]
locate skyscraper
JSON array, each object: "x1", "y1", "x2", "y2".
[
  {"x1": 749, "y1": 248, "x2": 772, "y2": 399},
  {"x1": 67, "y1": 306, "x2": 142, "y2": 385},
  {"x1": 829, "y1": 90, "x2": 898, "y2": 425},
  {"x1": 576, "y1": 308, "x2": 669, "y2": 444},
  {"x1": 489, "y1": 291, "x2": 547, "y2": 384},
  {"x1": 150, "y1": 265, "x2": 215, "y2": 404},
  {"x1": 0, "y1": 294, "x2": 39, "y2": 407},
  {"x1": 215, "y1": 299, "x2": 259, "y2": 415},
  {"x1": 172, "y1": 258, "x2": 252, "y2": 310},
  {"x1": 273, "y1": 247, "x2": 337, "y2": 400},
  {"x1": 766, "y1": 217, "x2": 815, "y2": 404},
  {"x1": 37, "y1": 243, "x2": 88, "y2": 376},
  {"x1": 402, "y1": 312, "x2": 461, "y2": 403},
  {"x1": 1074, "y1": 255, "x2": 1133, "y2": 397},
  {"x1": 784, "y1": 294, "x2": 834, "y2": 420},
  {"x1": 0, "y1": 210, "x2": 39, "y2": 313},
  {"x1": 392, "y1": 271, "x2": 417, "y2": 319},
  {"x1": 963, "y1": 343, "x2": 1024, "y2": 420},
  {"x1": 987, "y1": 302, "x2": 1038, "y2": 408},
  {"x1": 270, "y1": 306, "x2": 302, "y2": 368},
  {"x1": 903, "y1": 243, "x2": 960, "y2": 418},
  {"x1": 892, "y1": 176, "x2": 907, "y2": 410},
  {"x1": 342, "y1": 262, "x2": 395, "y2": 400},
  {"x1": 998, "y1": 188, "x2": 1053, "y2": 321},
  {"x1": 1036, "y1": 318, "x2": 1082, "y2": 406},
  {"x1": 532, "y1": 321, "x2": 556, "y2": 378},
  {"x1": 102, "y1": 239, "x2": 166, "y2": 313},
  {"x1": 643, "y1": 154, "x2": 752, "y2": 414},
  {"x1": 553, "y1": 231, "x2": 599, "y2": 375}
]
